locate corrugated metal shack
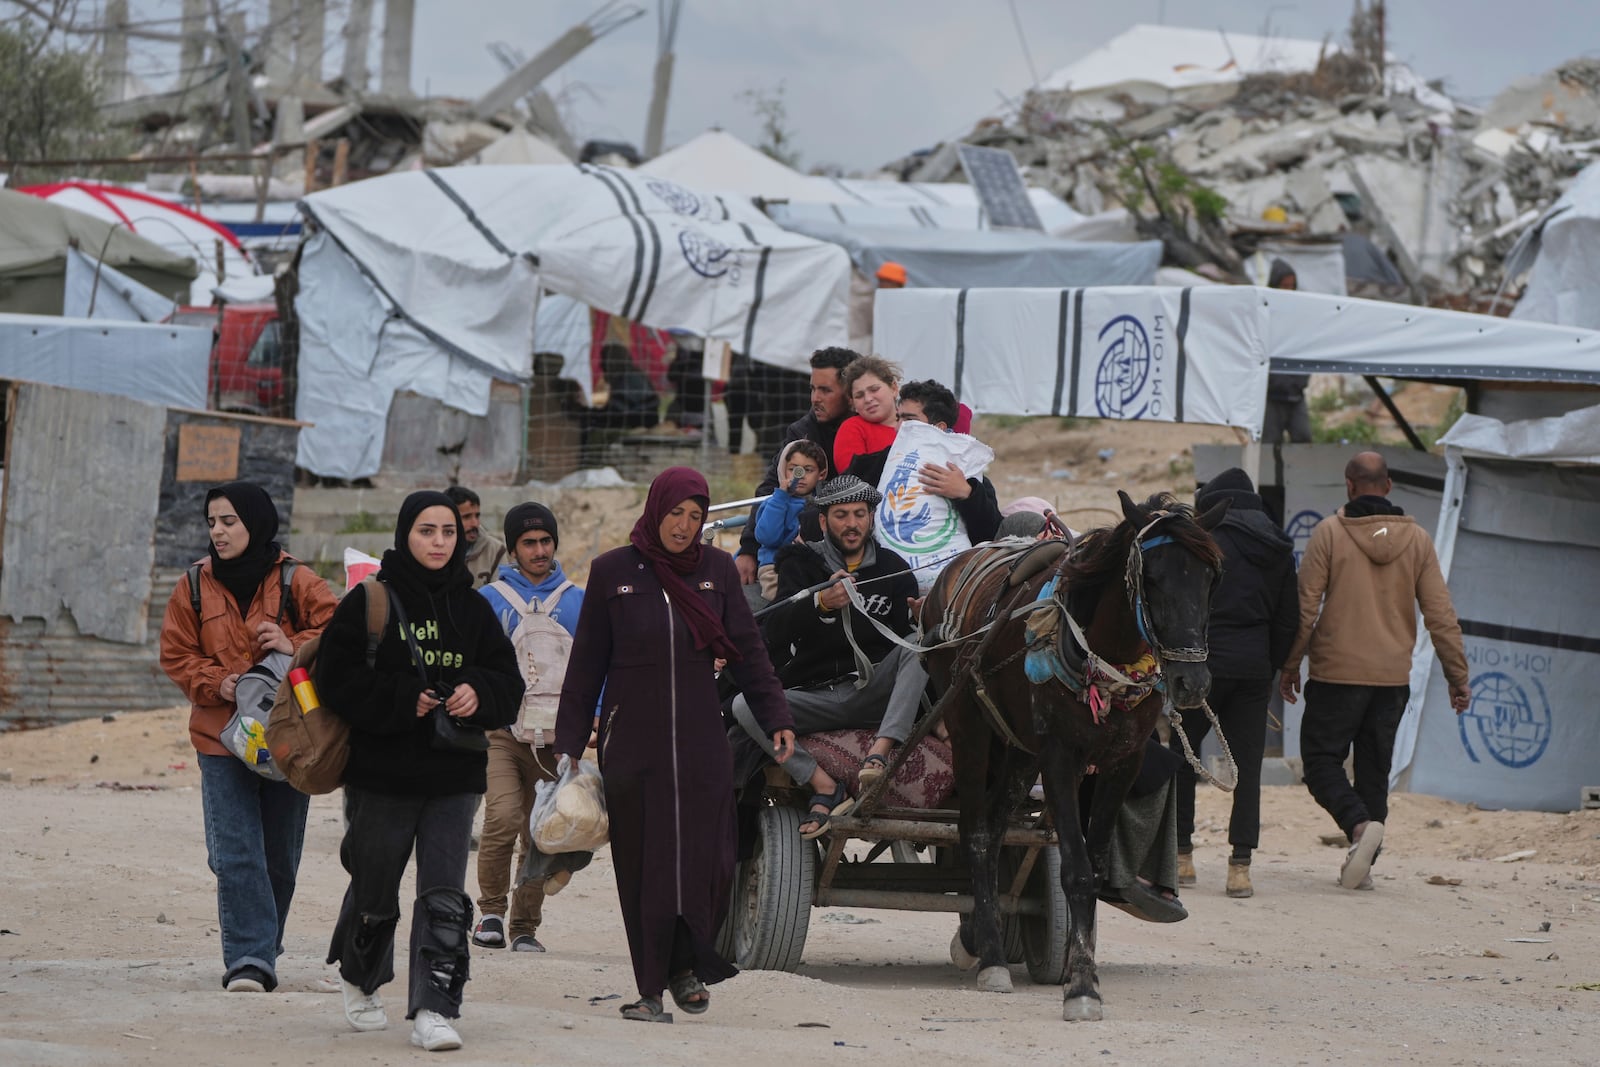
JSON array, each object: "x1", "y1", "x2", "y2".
[{"x1": 0, "y1": 382, "x2": 302, "y2": 729}]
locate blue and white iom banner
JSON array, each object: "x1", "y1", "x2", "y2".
[{"x1": 873, "y1": 286, "x2": 1270, "y2": 436}]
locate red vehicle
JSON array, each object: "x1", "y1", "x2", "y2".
[{"x1": 173, "y1": 303, "x2": 290, "y2": 417}]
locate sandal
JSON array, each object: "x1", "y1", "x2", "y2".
[
  {"x1": 619, "y1": 996, "x2": 673, "y2": 1023},
  {"x1": 857, "y1": 752, "x2": 890, "y2": 788},
  {"x1": 668, "y1": 972, "x2": 709, "y2": 1015},
  {"x1": 1100, "y1": 878, "x2": 1188, "y2": 924},
  {"x1": 799, "y1": 782, "x2": 855, "y2": 841}
]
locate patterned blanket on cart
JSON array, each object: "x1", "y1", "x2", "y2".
[{"x1": 805, "y1": 730, "x2": 955, "y2": 809}]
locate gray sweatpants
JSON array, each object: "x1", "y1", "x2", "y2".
[{"x1": 731, "y1": 644, "x2": 927, "y2": 787}]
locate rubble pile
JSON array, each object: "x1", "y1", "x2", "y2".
[{"x1": 898, "y1": 55, "x2": 1600, "y2": 305}]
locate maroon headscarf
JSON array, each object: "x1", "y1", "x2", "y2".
[{"x1": 629, "y1": 467, "x2": 741, "y2": 662}]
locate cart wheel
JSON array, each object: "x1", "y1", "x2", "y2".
[
  {"x1": 1020, "y1": 846, "x2": 1071, "y2": 985},
  {"x1": 720, "y1": 804, "x2": 815, "y2": 972}
]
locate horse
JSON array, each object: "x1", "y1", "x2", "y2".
[{"x1": 919, "y1": 490, "x2": 1225, "y2": 1021}]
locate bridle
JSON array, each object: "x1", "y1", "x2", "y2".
[{"x1": 1120, "y1": 512, "x2": 1212, "y2": 665}]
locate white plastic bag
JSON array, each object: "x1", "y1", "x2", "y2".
[{"x1": 530, "y1": 755, "x2": 609, "y2": 853}]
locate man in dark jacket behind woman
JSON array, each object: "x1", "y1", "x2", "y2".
[{"x1": 1170, "y1": 468, "x2": 1298, "y2": 899}]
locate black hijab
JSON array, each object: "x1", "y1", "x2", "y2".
[
  {"x1": 204, "y1": 482, "x2": 282, "y2": 616},
  {"x1": 379, "y1": 490, "x2": 473, "y2": 596}
]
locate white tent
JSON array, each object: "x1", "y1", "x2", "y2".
[
  {"x1": 1380, "y1": 405, "x2": 1600, "y2": 811},
  {"x1": 1507, "y1": 161, "x2": 1600, "y2": 330},
  {"x1": 645, "y1": 128, "x2": 1081, "y2": 230},
  {"x1": 1038, "y1": 23, "x2": 1453, "y2": 113},
  {"x1": 641, "y1": 129, "x2": 841, "y2": 203},
  {"x1": 874, "y1": 286, "x2": 1600, "y2": 437},
  {"x1": 770, "y1": 178, "x2": 1081, "y2": 232},
  {"x1": 466, "y1": 128, "x2": 570, "y2": 166},
  {"x1": 295, "y1": 164, "x2": 851, "y2": 479}
]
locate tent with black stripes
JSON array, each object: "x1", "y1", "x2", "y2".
[
  {"x1": 291, "y1": 164, "x2": 852, "y2": 480},
  {"x1": 873, "y1": 286, "x2": 1600, "y2": 438},
  {"x1": 877, "y1": 284, "x2": 1600, "y2": 811}
]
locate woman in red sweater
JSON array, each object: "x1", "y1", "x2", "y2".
[{"x1": 832, "y1": 355, "x2": 902, "y2": 476}]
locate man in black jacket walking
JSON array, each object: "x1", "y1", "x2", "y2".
[
  {"x1": 1170, "y1": 468, "x2": 1299, "y2": 898},
  {"x1": 735, "y1": 347, "x2": 860, "y2": 593},
  {"x1": 729, "y1": 475, "x2": 924, "y2": 840}
]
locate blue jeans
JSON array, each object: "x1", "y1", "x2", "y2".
[{"x1": 199, "y1": 753, "x2": 310, "y2": 990}]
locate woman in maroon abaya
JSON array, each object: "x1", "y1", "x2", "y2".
[{"x1": 554, "y1": 467, "x2": 795, "y2": 1023}]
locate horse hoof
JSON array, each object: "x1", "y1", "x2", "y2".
[
  {"x1": 1062, "y1": 996, "x2": 1103, "y2": 1022},
  {"x1": 949, "y1": 931, "x2": 979, "y2": 972},
  {"x1": 976, "y1": 966, "x2": 1013, "y2": 994}
]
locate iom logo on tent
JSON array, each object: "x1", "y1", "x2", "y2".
[
  {"x1": 643, "y1": 178, "x2": 708, "y2": 218},
  {"x1": 1094, "y1": 313, "x2": 1165, "y2": 419},
  {"x1": 1285, "y1": 509, "x2": 1322, "y2": 568},
  {"x1": 678, "y1": 229, "x2": 741, "y2": 282},
  {"x1": 1459, "y1": 668, "x2": 1551, "y2": 769}
]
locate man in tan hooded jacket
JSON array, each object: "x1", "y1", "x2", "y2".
[{"x1": 1281, "y1": 452, "x2": 1470, "y2": 891}]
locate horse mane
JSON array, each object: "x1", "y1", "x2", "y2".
[{"x1": 1061, "y1": 492, "x2": 1221, "y2": 616}]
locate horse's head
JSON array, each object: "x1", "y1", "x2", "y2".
[{"x1": 1117, "y1": 490, "x2": 1226, "y2": 708}]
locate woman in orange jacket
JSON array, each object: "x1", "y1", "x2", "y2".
[{"x1": 159, "y1": 481, "x2": 336, "y2": 994}]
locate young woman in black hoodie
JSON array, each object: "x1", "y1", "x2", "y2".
[{"x1": 316, "y1": 491, "x2": 523, "y2": 1052}]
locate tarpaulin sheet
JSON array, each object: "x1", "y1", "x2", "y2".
[
  {"x1": 1508, "y1": 161, "x2": 1600, "y2": 330},
  {"x1": 1404, "y1": 460, "x2": 1600, "y2": 811},
  {"x1": 873, "y1": 286, "x2": 1269, "y2": 433},
  {"x1": 0, "y1": 312, "x2": 207, "y2": 409},
  {"x1": 62, "y1": 247, "x2": 177, "y2": 322}
]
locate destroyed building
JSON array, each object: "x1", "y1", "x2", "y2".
[{"x1": 892, "y1": 23, "x2": 1600, "y2": 310}]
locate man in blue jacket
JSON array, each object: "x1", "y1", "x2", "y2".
[{"x1": 473, "y1": 503, "x2": 585, "y2": 953}]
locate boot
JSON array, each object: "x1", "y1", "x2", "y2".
[
  {"x1": 1177, "y1": 851, "x2": 1196, "y2": 887},
  {"x1": 1226, "y1": 860, "x2": 1253, "y2": 899}
]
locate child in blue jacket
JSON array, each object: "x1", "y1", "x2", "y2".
[{"x1": 753, "y1": 440, "x2": 828, "y2": 601}]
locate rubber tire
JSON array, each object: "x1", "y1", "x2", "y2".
[
  {"x1": 720, "y1": 804, "x2": 816, "y2": 972},
  {"x1": 1020, "y1": 846, "x2": 1071, "y2": 985}
]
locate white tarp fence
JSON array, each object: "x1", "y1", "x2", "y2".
[
  {"x1": 0, "y1": 312, "x2": 208, "y2": 408},
  {"x1": 295, "y1": 164, "x2": 851, "y2": 478},
  {"x1": 873, "y1": 286, "x2": 1270, "y2": 434}
]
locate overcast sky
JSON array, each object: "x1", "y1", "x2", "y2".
[
  {"x1": 404, "y1": 0, "x2": 1599, "y2": 171},
  {"x1": 115, "y1": 1, "x2": 1600, "y2": 171}
]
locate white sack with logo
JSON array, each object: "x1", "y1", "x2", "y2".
[{"x1": 873, "y1": 420, "x2": 995, "y2": 592}]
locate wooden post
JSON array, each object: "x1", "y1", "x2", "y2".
[
  {"x1": 304, "y1": 139, "x2": 319, "y2": 194},
  {"x1": 215, "y1": 238, "x2": 226, "y2": 283},
  {"x1": 331, "y1": 138, "x2": 350, "y2": 186},
  {"x1": 254, "y1": 150, "x2": 272, "y2": 225}
]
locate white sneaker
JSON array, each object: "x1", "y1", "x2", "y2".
[
  {"x1": 341, "y1": 980, "x2": 388, "y2": 1032},
  {"x1": 1339, "y1": 821, "x2": 1385, "y2": 890},
  {"x1": 411, "y1": 1009, "x2": 462, "y2": 1052},
  {"x1": 225, "y1": 975, "x2": 265, "y2": 993}
]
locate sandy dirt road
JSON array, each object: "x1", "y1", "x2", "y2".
[{"x1": 3, "y1": 707, "x2": 1599, "y2": 1066}]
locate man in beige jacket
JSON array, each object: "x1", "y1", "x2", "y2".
[{"x1": 1281, "y1": 452, "x2": 1471, "y2": 890}]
